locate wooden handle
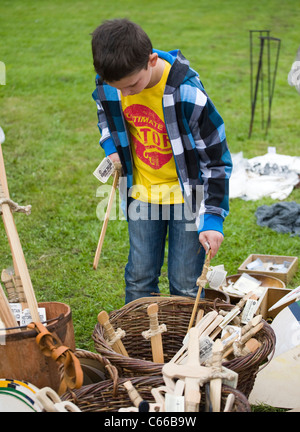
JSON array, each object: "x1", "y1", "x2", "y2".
[
  {"x1": 123, "y1": 381, "x2": 143, "y2": 407},
  {"x1": 186, "y1": 327, "x2": 201, "y2": 367},
  {"x1": 93, "y1": 171, "x2": 119, "y2": 270},
  {"x1": 185, "y1": 388, "x2": 200, "y2": 412},
  {"x1": 97, "y1": 310, "x2": 109, "y2": 324},
  {"x1": 210, "y1": 339, "x2": 223, "y2": 412},
  {"x1": 188, "y1": 249, "x2": 211, "y2": 330},
  {"x1": 147, "y1": 303, "x2": 164, "y2": 363},
  {"x1": 97, "y1": 310, "x2": 129, "y2": 356},
  {"x1": 0, "y1": 145, "x2": 22, "y2": 288},
  {"x1": 0, "y1": 181, "x2": 40, "y2": 322}
]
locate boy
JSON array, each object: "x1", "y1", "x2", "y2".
[{"x1": 91, "y1": 19, "x2": 232, "y2": 303}]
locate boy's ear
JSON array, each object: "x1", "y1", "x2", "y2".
[{"x1": 148, "y1": 52, "x2": 158, "y2": 68}]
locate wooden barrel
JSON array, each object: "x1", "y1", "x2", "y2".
[{"x1": 0, "y1": 302, "x2": 75, "y2": 392}]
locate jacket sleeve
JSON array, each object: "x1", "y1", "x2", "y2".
[
  {"x1": 188, "y1": 88, "x2": 232, "y2": 234},
  {"x1": 92, "y1": 88, "x2": 117, "y2": 156}
]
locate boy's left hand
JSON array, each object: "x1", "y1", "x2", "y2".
[{"x1": 199, "y1": 230, "x2": 224, "y2": 258}]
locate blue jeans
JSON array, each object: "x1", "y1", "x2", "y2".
[{"x1": 124, "y1": 199, "x2": 205, "y2": 303}]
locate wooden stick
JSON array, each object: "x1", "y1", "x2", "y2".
[
  {"x1": 93, "y1": 170, "x2": 119, "y2": 270},
  {"x1": 146, "y1": 303, "x2": 165, "y2": 364},
  {"x1": 241, "y1": 338, "x2": 262, "y2": 356},
  {"x1": 210, "y1": 339, "x2": 223, "y2": 412},
  {"x1": 170, "y1": 311, "x2": 218, "y2": 364},
  {"x1": 0, "y1": 282, "x2": 20, "y2": 332},
  {"x1": 188, "y1": 249, "x2": 211, "y2": 330},
  {"x1": 97, "y1": 310, "x2": 129, "y2": 356},
  {"x1": 0, "y1": 143, "x2": 23, "y2": 298},
  {"x1": 224, "y1": 393, "x2": 235, "y2": 412},
  {"x1": 123, "y1": 381, "x2": 143, "y2": 407},
  {"x1": 0, "y1": 141, "x2": 9, "y2": 198},
  {"x1": 239, "y1": 322, "x2": 264, "y2": 345},
  {"x1": 200, "y1": 315, "x2": 224, "y2": 339},
  {"x1": 195, "y1": 309, "x2": 204, "y2": 325},
  {"x1": 0, "y1": 181, "x2": 40, "y2": 322},
  {"x1": 222, "y1": 321, "x2": 264, "y2": 359}
]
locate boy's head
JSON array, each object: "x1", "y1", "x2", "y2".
[{"x1": 91, "y1": 19, "x2": 153, "y2": 83}]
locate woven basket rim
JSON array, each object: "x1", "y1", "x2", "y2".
[{"x1": 92, "y1": 296, "x2": 276, "y2": 397}]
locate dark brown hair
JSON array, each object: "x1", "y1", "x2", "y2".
[{"x1": 91, "y1": 19, "x2": 153, "y2": 82}]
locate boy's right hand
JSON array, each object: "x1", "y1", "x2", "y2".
[{"x1": 109, "y1": 152, "x2": 121, "y2": 164}]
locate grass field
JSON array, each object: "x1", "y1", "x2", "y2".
[{"x1": 0, "y1": 0, "x2": 299, "y2": 410}]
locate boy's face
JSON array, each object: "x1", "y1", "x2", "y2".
[{"x1": 106, "y1": 53, "x2": 158, "y2": 97}]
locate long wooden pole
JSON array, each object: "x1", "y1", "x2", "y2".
[
  {"x1": 0, "y1": 140, "x2": 22, "y2": 286},
  {"x1": 188, "y1": 249, "x2": 211, "y2": 330},
  {"x1": 0, "y1": 180, "x2": 40, "y2": 322},
  {"x1": 93, "y1": 170, "x2": 119, "y2": 270}
]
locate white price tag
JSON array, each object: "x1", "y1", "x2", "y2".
[
  {"x1": 221, "y1": 366, "x2": 238, "y2": 388},
  {"x1": 9, "y1": 303, "x2": 22, "y2": 322},
  {"x1": 219, "y1": 308, "x2": 241, "y2": 329},
  {"x1": 241, "y1": 299, "x2": 258, "y2": 324},
  {"x1": 199, "y1": 336, "x2": 214, "y2": 362},
  {"x1": 21, "y1": 308, "x2": 47, "y2": 326},
  {"x1": 93, "y1": 157, "x2": 115, "y2": 183}
]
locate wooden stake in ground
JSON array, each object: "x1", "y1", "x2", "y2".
[
  {"x1": 93, "y1": 169, "x2": 120, "y2": 270},
  {"x1": 0, "y1": 179, "x2": 40, "y2": 322},
  {"x1": 97, "y1": 310, "x2": 129, "y2": 356}
]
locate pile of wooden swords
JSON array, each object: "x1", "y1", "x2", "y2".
[{"x1": 97, "y1": 253, "x2": 263, "y2": 412}]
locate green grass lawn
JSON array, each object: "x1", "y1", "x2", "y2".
[{"x1": 0, "y1": 0, "x2": 299, "y2": 411}]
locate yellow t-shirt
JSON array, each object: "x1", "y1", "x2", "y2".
[{"x1": 121, "y1": 61, "x2": 183, "y2": 205}]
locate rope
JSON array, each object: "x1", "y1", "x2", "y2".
[
  {"x1": 142, "y1": 324, "x2": 167, "y2": 340},
  {"x1": 106, "y1": 328, "x2": 126, "y2": 346},
  {"x1": 0, "y1": 198, "x2": 31, "y2": 215}
]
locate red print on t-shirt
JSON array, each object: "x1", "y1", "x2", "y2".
[{"x1": 124, "y1": 104, "x2": 173, "y2": 170}]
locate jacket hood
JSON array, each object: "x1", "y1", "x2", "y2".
[{"x1": 154, "y1": 49, "x2": 199, "y2": 90}]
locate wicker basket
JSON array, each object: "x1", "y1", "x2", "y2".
[
  {"x1": 92, "y1": 296, "x2": 275, "y2": 397},
  {"x1": 61, "y1": 366, "x2": 251, "y2": 412}
]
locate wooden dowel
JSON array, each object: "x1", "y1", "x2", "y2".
[
  {"x1": 0, "y1": 181, "x2": 39, "y2": 322},
  {"x1": 97, "y1": 310, "x2": 129, "y2": 356},
  {"x1": 0, "y1": 143, "x2": 23, "y2": 295},
  {"x1": 147, "y1": 303, "x2": 164, "y2": 364},
  {"x1": 188, "y1": 250, "x2": 211, "y2": 330},
  {"x1": 93, "y1": 170, "x2": 119, "y2": 270},
  {"x1": 123, "y1": 381, "x2": 143, "y2": 407},
  {"x1": 210, "y1": 339, "x2": 223, "y2": 412}
]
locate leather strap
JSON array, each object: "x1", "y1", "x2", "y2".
[{"x1": 28, "y1": 321, "x2": 83, "y2": 394}]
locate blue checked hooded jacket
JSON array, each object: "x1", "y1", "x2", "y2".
[{"x1": 92, "y1": 49, "x2": 232, "y2": 234}]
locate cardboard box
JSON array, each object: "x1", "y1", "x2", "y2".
[
  {"x1": 255, "y1": 286, "x2": 293, "y2": 320},
  {"x1": 238, "y1": 254, "x2": 298, "y2": 285}
]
